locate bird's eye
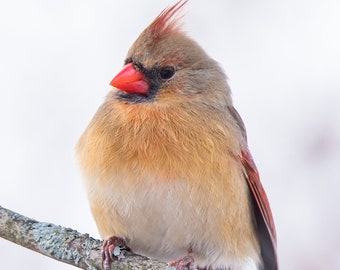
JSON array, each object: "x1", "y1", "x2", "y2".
[{"x1": 159, "y1": 67, "x2": 175, "y2": 80}]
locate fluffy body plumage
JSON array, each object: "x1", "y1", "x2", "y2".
[{"x1": 77, "y1": 1, "x2": 277, "y2": 269}]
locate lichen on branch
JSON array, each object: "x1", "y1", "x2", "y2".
[{"x1": 0, "y1": 205, "x2": 167, "y2": 270}]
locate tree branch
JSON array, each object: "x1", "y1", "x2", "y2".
[{"x1": 0, "y1": 205, "x2": 168, "y2": 270}]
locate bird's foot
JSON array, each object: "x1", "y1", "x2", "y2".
[
  {"x1": 102, "y1": 236, "x2": 127, "y2": 270},
  {"x1": 168, "y1": 253, "x2": 196, "y2": 270}
]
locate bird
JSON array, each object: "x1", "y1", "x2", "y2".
[{"x1": 76, "y1": 1, "x2": 278, "y2": 270}]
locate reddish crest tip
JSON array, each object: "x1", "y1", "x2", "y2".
[{"x1": 149, "y1": 0, "x2": 188, "y2": 34}]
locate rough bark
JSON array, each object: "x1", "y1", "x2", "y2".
[{"x1": 0, "y1": 205, "x2": 168, "y2": 270}]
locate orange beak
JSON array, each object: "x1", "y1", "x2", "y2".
[{"x1": 110, "y1": 63, "x2": 149, "y2": 95}]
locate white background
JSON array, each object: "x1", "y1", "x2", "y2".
[{"x1": 0, "y1": 0, "x2": 339, "y2": 269}]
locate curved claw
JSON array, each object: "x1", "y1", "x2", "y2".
[
  {"x1": 169, "y1": 253, "x2": 196, "y2": 270},
  {"x1": 102, "y1": 236, "x2": 126, "y2": 270}
]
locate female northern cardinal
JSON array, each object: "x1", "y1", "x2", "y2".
[{"x1": 77, "y1": 1, "x2": 278, "y2": 269}]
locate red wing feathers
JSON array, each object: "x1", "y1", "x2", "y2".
[{"x1": 240, "y1": 148, "x2": 278, "y2": 270}]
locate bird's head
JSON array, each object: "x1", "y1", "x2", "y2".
[{"x1": 110, "y1": 0, "x2": 232, "y2": 108}]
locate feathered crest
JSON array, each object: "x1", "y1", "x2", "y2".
[{"x1": 148, "y1": 0, "x2": 188, "y2": 35}]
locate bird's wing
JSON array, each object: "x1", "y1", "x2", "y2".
[
  {"x1": 240, "y1": 148, "x2": 278, "y2": 270},
  {"x1": 228, "y1": 106, "x2": 278, "y2": 269}
]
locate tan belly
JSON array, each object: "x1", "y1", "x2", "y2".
[{"x1": 86, "y1": 171, "x2": 260, "y2": 268}]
